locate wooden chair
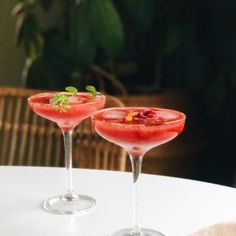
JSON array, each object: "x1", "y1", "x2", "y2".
[{"x1": 0, "y1": 87, "x2": 127, "y2": 171}]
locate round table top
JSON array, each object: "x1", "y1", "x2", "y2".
[{"x1": 0, "y1": 166, "x2": 236, "y2": 236}]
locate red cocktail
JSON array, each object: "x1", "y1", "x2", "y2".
[
  {"x1": 28, "y1": 91, "x2": 105, "y2": 214},
  {"x1": 29, "y1": 92, "x2": 105, "y2": 131},
  {"x1": 92, "y1": 107, "x2": 185, "y2": 236}
]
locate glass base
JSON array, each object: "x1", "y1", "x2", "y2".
[
  {"x1": 43, "y1": 193, "x2": 96, "y2": 215},
  {"x1": 111, "y1": 228, "x2": 165, "y2": 236}
]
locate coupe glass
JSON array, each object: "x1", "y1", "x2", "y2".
[
  {"x1": 28, "y1": 92, "x2": 105, "y2": 214},
  {"x1": 92, "y1": 107, "x2": 185, "y2": 236}
]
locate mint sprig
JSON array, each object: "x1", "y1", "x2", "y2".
[
  {"x1": 65, "y1": 86, "x2": 78, "y2": 95},
  {"x1": 50, "y1": 86, "x2": 78, "y2": 112},
  {"x1": 85, "y1": 85, "x2": 100, "y2": 96},
  {"x1": 50, "y1": 94, "x2": 68, "y2": 105},
  {"x1": 49, "y1": 85, "x2": 100, "y2": 112},
  {"x1": 49, "y1": 94, "x2": 69, "y2": 112}
]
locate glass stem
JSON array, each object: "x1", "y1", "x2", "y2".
[
  {"x1": 62, "y1": 129, "x2": 74, "y2": 199},
  {"x1": 130, "y1": 155, "x2": 144, "y2": 236}
]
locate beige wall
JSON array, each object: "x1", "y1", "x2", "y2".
[{"x1": 0, "y1": 1, "x2": 25, "y2": 87}]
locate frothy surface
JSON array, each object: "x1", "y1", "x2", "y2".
[
  {"x1": 29, "y1": 92, "x2": 95, "y2": 105},
  {"x1": 99, "y1": 107, "x2": 184, "y2": 125}
]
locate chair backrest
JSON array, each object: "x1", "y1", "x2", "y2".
[{"x1": 0, "y1": 87, "x2": 126, "y2": 171}]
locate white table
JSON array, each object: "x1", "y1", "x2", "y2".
[{"x1": 0, "y1": 166, "x2": 236, "y2": 236}]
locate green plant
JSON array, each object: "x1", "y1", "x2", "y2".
[
  {"x1": 12, "y1": 0, "x2": 236, "y2": 119},
  {"x1": 12, "y1": 0, "x2": 156, "y2": 93}
]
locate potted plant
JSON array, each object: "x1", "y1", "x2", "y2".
[{"x1": 12, "y1": 0, "x2": 158, "y2": 94}]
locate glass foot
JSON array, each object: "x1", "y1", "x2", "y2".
[
  {"x1": 43, "y1": 193, "x2": 96, "y2": 215},
  {"x1": 111, "y1": 228, "x2": 165, "y2": 236}
]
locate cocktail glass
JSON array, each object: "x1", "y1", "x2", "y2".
[
  {"x1": 28, "y1": 92, "x2": 105, "y2": 214},
  {"x1": 92, "y1": 107, "x2": 185, "y2": 236}
]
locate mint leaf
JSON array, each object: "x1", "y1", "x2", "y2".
[
  {"x1": 50, "y1": 94, "x2": 68, "y2": 105},
  {"x1": 85, "y1": 85, "x2": 100, "y2": 96},
  {"x1": 49, "y1": 94, "x2": 69, "y2": 112},
  {"x1": 50, "y1": 86, "x2": 78, "y2": 112},
  {"x1": 65, "y1": 86, "x2": 78, "y2": 95},
  {"x1": 49, "y1": 85, "x2": 98, "y2": 112}
]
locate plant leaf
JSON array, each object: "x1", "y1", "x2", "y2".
[
  {"x1": 39, "y1": 0, "x2": 53, "y2": 11},
  {"x1": 85, "y1": 85, "x2": 99, "y2": 96},
  {"x1": 122, "y1": 0, "x2": 156, "y2": 32},
  {"x1": 71, "y1": 2, "x2": 96, "y2": 68},
  {"x1": 89, "y1": 0, "x2": 124, "y2": 56},
  {"x1": 26, "y1": 56, "x2": 68, "y2": 90},
  {"x1": 65, "y1": 86, "x2": 78, "y2": 95},
  {"x1": 16, "y1": 12, "x2": 43, "y2": 58},
  {"x1": 11, "y1": 2, "x2": 25, "y2": 16},
  {"x1": 43, "y1": 29, "x2": 77, "y2": 69},
  {"x1": 15, "y1": 12, "x2": 26, "y2": 47}
]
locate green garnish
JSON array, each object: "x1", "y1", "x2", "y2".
[
  {"x1": 50, "y1": 86, "x2": 78, "y2": 112},
  {"x1": 50, "y1": 85, "x2": 99, "y2": 112},
  {"x1": 65, "y1": 86, "x2": 78, "y2": 95},
  {"x1": 85, "y1": 85, "x2": 100, "y2": 96},
  {"x1": 49, "y1": 93, "x2": 69, "y2": 112}
]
